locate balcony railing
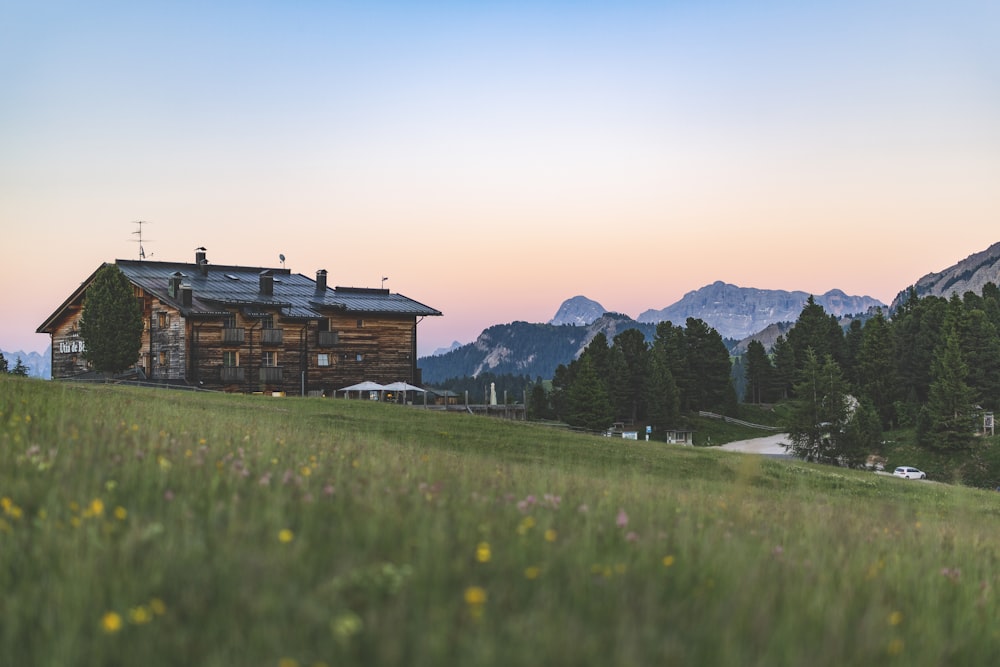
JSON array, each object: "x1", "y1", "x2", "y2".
[
  {"x1": 318, "y1": 331, "x2": 339, "y2": 347},
  {"x1": 259, "y1": 366, "x2": 283, "y2": 383},
  {"x1": 223, "y1": 327, "x2": 245, "y2": 344},
  {"x1": 260, "y1": 328, "x2": 283, "y2": 345},
  {"x1": 220, "y1": 366, "x2": 245, "y2": 383}
]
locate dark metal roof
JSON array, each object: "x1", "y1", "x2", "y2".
[
  {"x1": 116, "y1": 260, "x2": 442, "y2": 319},
  {"x1": 37, "y1": 258, "x2": 440, "y2": 332}
]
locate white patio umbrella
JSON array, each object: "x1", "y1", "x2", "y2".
[
  {"x1": 383, "y1": 381, "x2": 425, "y2": 392},
  {"x1": 336, "y1": 381, "x2": 386, "y2": 399}
]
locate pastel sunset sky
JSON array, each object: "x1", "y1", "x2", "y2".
[{"x1": 2, "y1": 0, "x2": 998, "y2": 358}]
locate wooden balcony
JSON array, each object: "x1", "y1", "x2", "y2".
[
  {"x1": 223, "y1": 327, "x2": 245, "y2": 344},
  {"x1": 260, "y1": 328, "x2": 283, "y2": 345},
  {"x1": 220, "y1": 366, "x2": 245, "y2": 383},
  {"x1": 317, "y1": 331, "x2": 339, "y2": 347},
  {"x1": 259, "y1": 366, "x2": 283, "y2": 383}
]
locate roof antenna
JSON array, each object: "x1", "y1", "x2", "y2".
[{"x1": 132, "y1": 220, "x2": 154, "y2": 260}]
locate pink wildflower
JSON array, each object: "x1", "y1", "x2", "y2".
[{"x1": 616, "y1": 508, "x2": 629, "y2": 528}]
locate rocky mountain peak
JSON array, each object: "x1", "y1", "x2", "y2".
[
  {"x1": 891, "y1": 241, "x2": 1000, "y2": 310},
  {"x1": 549, "y1": 295, "x2": 607, "y2": 326}
]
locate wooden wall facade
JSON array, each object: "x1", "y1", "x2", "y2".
[
  {"x1": 187, "y1": 310, "x2": 419, "y2": 395},
  {"x1": 46, "y1": 286, "x2": 422, "y2": 395}
]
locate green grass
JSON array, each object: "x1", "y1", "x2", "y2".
[{"x1": 3, "y1": 375, "x2": 1000, "y2": 666}]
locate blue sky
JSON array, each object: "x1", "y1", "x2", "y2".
[{"x1": 2, "y1": 1, "x2": 998, "y2": 355}]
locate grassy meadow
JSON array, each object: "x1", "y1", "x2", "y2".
[{"x1": 2, "y1": 375, "x2": 1000, "y2": 666}]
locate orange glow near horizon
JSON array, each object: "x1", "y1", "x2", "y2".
[{"x1": 2, "y1": 2, "x2": 998, "y2": 356}]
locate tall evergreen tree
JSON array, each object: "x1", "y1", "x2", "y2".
[
  {"x1": 743, "y1": 339, "x2": 775, "y2": 404},
  {"x1": 646, "y1": 350, "x2": 681, "y2": 433},
  {"x1": 921, "y1": 325, "x2": 977, "y2": 451},
  {"x1": 893, "y1": 293, "x2": 947, "y2": 406},
  {"x1": 855, "y1": 310, "x2": 897, "y2": 427},
  {"x1": 840, "y1": 398, "x2": 883, "y2": 469},
  {"x1": 842, "y1": 318, "x2": 864, "y2": 387},
  {"x1": 955, "y1": 307, "x2": 1000, "y2": 411},
  {"x1": 79, "y1": 263, "x2": 144, "y2": 377},
  {"x1": 785, "y1": 350, "x2": 856, "y2": 465},
  {"x1": 771, "y1": 335, "x2": 796, "y2": 400},
  {"x1": 652, "y1": 321, "x2": 688, "y2": 406},
  {"x1": 565, "y1": 356, "x2": 614, "y2": 431},
  {"x1": 683, "y1": 317, "x2": 737, "y2": 414},
  {"x1": 527, "y1": 382, "x2": 551, "y2": 420},
  {"x1": 610, "y1": 329, "x2": 650, "y2": 423},
  {"x1": 11, "y1": 357, "x2": 29, "y2": 377},
  {"x1": 0, "y1": 351, "x2": 8, "y2": 373},
  {"x1": 785, "y1": 296, "x2": 844, "y2": 377}
]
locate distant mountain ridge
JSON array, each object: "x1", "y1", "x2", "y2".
[
  {"x1": 0, "y1": 347, "x2": 51, "y2": 379},
  {"x1": 422, "y1": 241, "x2": 1000, "y2": 383},
  {"x1": 549, "y1": 281, "x2": 885, "y2": 341},
  {"x1": 636, "y1": 282, "x2": 884, "y2": 340},
  {"x1": 423, "y1": 284, "x2": 883, "y2": 384},
  {"x1": 891, "y1": 241, "x2": 1000, "y2": 309}
]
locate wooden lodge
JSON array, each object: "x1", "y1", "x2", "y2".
[{"x1": 36, "y1": 249, "x2": 442, "y2": 396}]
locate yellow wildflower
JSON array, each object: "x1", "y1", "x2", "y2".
[
  {"x1": 129, "y1": 606, "x2": 152, "y2": 624},
  {"x1": 524, "y1": 566, "x2": 541, "y2": 580},
  {"x1": 101, "y1": 611, "x2": 123, "y2": 634},
  {"x1": 888, "y1": 611, "x2": 903, "y2": 626},
  {"x1": 662, "y1": 555, "x2": 676, "y2": 568},
  {"x1": 475, "y1": 542, "x2": 491, "y2": 563},
  {"x1": 887, "y1": 638, "x2": 904, "y2": 656},
  {"x1": 279, "y1": 529, "x2": 294, "y2": 543},
  {"x1": 331, "y1": 611, "x2": 363, "y2": 642},
  {"x1": 149, "y1": 598, "x2": 167, "y2": 615},
  {"x1": 300, "y1": 466, "x2": 312, "y2": 477},
  {"x1": 114, "y1": 506, "x2": 127, "y2": 521},
  {"x1": 89, "y1": 498, "x2": 104, "y2": 517},
  {"x1": 464, "y1": 586, "x2": 487, "y2": 605},
  {"x1": 544, "y1": 529, "x2": 557, "y2": 543}
]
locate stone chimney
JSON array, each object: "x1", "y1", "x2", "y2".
[
  {"x1": 180, "y1": 284, "x2": 193, "y2": 307},
  {"x1": 316, "y1": 269, "x2": 327, "y2": 291},
  {"x1": 259, "y1": 270, "x2": 274, "y2": 296},
  {"x1": 195, "y1": 247, "x2": 207, "y2": 265}
]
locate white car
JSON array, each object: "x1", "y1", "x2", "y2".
[{"x1": 893, "y1": 466, "x2": 926, "y2": 480}]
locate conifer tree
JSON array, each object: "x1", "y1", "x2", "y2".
[
  {"x1": 771, "y1": 335, "x2": 796, "y2": 400},
  {"x1": 921, "y1": 326, "x2": 976, "y2": 451},
  {"x1": 785, "y1": 350, "x2": 854, "y2": 464},
  {"x1": 565, "y1": 356, "x2": 614, "y2": 431},
  {"x1": 683, "y1": 317, "x2": 737, "y2": 414},
  {"x1": 79, "y1": 264, "x2": 144, "y2": 377},
  {"x1": 743, "y1": 339, "x2": 775, "y2": 404},
  {"x1": 856, "y1": 310, "x2": 897, "y2": 427},
  {"x1": 610, "y1": 328, "x2": 650, "y2": 423},
  {"x1": 646, "y1": 350, "x2": 681, "y2": 433},
  {"x1": 0, "y1": 351, "x2": 8, "y2": 373},
  {"x1": 11, "y1": 357, "x2": 29, "y2": 377}
]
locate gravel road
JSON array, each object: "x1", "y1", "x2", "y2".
[{"x1": 719, "y1": 433, "x2": 791, "y2": 456}]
